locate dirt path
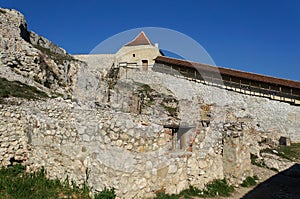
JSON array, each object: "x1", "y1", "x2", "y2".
[
  {"x1": 209, "y1": 164, "x2": 300, "y2": 199},
  {"x1": 195, "y1": 165, "x2": 300, "y2": 199}
]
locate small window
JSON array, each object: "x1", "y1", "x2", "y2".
[{"x1": 133, "y1": 54, "x2": 135, "y2": 57}]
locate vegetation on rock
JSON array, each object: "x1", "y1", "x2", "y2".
[
  {"x1": 241, "y1": 176, "x2": 259, "y2": 187},
  {"x1": 0, "y1": 77, "x2": 48, "y2": 100},
  {"x1": 33, "y1": 44, "x2": 74, "y2": 65}
]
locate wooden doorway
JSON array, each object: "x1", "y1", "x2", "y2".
[{"x1": 142, "y1": 60, "x2": 148, "y2": 71}]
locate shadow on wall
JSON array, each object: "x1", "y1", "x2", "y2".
[{"x1": 242, "y1": 163, "x2": 300, "y2": 199}]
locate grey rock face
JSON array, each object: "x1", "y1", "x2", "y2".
[{"x1": 0, "y1": 7, "x2": 84, "y2": 97}]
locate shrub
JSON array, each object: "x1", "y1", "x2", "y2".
[{"x1": 241, "y1": 176, "x2": 258, "y2": 187}]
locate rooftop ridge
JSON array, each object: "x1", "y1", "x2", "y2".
[{"x1": 124, "y1": 31, "x2": 153, "y2": 46}]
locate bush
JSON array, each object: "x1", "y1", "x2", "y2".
[{"x1": 241, "y1": 176, "x2": 258, "y2": 187}]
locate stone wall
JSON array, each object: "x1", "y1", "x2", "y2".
[{"x1": 0, "y1": 97, "x2": 243, "y2": 198}]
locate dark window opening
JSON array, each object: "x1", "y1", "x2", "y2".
[
  {"x1": 142, "y1": 60, "x2": 148, "y2": 71},
  {"x1": 133, "y1": 54, "x2": 135, "y2": 57}
]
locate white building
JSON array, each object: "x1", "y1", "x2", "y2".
[{"x1": 115, "y1": 31, "x2": 162, "y2": 71}]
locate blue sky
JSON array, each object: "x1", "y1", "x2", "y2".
[{"x1": 1, "y1": 0, "x2": 300, "y2": 81}]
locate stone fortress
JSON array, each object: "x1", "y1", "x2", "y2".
[{"x1": 1, "y1": 7, "x2": 300, "y2": 198}]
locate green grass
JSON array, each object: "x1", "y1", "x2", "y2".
[
  {"x1": 94, "y1": 187, "x2": 116, "y2": 199},
  {"x1": 154, "y1": 179, "x2": 234, "y2": 198},
  {"x1": 258, "y1": 143, "x2": 300, "y2": 165},
  {"x1": 200, "y1": 179, "x2": 234, "y2": 197},
  {"x1": 0, "y1": 164, "x2": 116, "y2": 199},
  {"x1": 241, "y1": 176, "x2": 258, "y2": 187},
  {"x1": 269, "y1": 143, "x2": 300, "y2": 162},
  {"x1": 0, "y1": 77, "x2": 48, "y2": 100}
]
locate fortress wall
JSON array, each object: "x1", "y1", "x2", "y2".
[
  {"x1": 0, "y1": 68, "x2": 298, "y2": 198},
  {"x1": 123, "y1": 69, "x2": 300, "y2": 143}
]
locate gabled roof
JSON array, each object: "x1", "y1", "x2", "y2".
[
  {"x1": 125, "y1": 31, "x2": 153, "y2": 46},
  {"x1": 155, "y1": 56, "x2": 300, "y2": 89}
]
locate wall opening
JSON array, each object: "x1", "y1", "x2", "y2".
[{"x1": 142, "y1": 60, "x2": 148, "y2": 71}]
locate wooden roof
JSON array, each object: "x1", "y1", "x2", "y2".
[
  {"x1": 155, "y1": 56, "x2": 300, "y2": 89},
  {"x1": 125, "y1": 31, "x2": 153, "y2": 46}
]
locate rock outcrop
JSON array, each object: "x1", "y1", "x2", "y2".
[{"x1": 0, "y1": 7, "x2": 84, "y2": 97}]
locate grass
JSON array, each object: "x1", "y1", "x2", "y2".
[
  {"x1": 94, "y1": 187, "x2": 116, "y2": 199},
  {"x1": 0, "y1": 164, "x2": 116, "y2": 199},
  {"x1": 200, "y1": 179, "x2": 234, "y2": 197},
  {"x1": 262, "y1": 143, "x2": 300, "y2": 162},
  {"x1": 241, "y1": 176, "x2": 259, "y2": 187},
  {"x1": 154, "y1": 179, "x2": 234, "y2": 198},
  {"x1": 0, "y1": 77, "x2": 48, "y2": 100}
]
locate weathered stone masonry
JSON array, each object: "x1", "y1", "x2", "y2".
[
  {"x1": 0, "y1": 96, "x2": 251, "y2": 198},
  {"x1": 1, "y1": 66, "x2": 300, "y2": 198}
]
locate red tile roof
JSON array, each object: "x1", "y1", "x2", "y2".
[
  {"x1": 155, "y1": 56, "x2": 300, "y2": 89},
  {"x1": 125, "y1": 31, "x2": 153, "y2": 46}
]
